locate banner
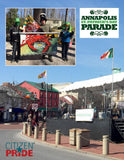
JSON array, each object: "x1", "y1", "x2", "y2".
[
  {"x1": 80, "y1": 8, "x2": 119, "y2": 38},
  {"x1": 76, "y1": 109, "x2": 94, "y2": 122},
  {"x1": 20, "y1": 34, "x2": 58, "y2": 56}
]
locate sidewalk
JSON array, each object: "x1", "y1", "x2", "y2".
[
  {"x1": 0, "y1": 122, "x2": 124, "y2": 160},
  {"x1": 23, "y1": 125, "x2": 124, "y2": 160},
  {"x1": 0, "y1": 122, "x2": 23, "y2": 129}
]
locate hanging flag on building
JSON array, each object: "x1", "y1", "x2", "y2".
[
  {"x1": 23, "y1": 15, "x2": 40, "y2": 32},
  {"x1": 38, "y1": 70, "x2": 47, "y2": 79},
  {"x1": 100, "y1": 48, "x2": 113, "y2": 60}
]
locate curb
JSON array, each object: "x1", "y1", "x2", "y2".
[
  {"x1": 20, "y1": 132, "x2": 121, "y2": 160},
  {"x1": 4, "y1": 122, "x2": 23, "y2": 125}
]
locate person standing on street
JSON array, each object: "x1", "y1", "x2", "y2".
[
  {"x1": 10, "y1": 18, "x2": 21, "y2": 62},
  {"x1": 37, "y1": 13, "x2": 53, "y2": 62}
]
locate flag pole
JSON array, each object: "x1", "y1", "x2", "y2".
[
  {"x1": 46, "y1": 71, "x2": 47, "y2": 117},
  {"x1": 111, "y1": 47, "x2": 114, "y2": 109}
]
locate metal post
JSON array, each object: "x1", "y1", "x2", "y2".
[
  {"x1": 111, "y1": 47, "x2": 114, "y2": 109},
  {"x1": 85, "y1": 88, "x2": 87, "y2": 108},
  {"x1": 46, "y1": 74, "x2": 47, "y2": 117},
  {"x1": 103, "y1": 85, "x2": 106, "y2": 111},
  {"x1": 103, "y1": 135, "x2": 109, "y2": 155}
]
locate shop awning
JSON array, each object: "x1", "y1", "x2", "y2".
[
  {"x1": 60, "y1": 95, "x2": 78, "y2": 105},
  {"x1": 37, "y1": 107, "x2": 58, "y2": 111},
  {"x1": 12, "y1": 108, "x2": 26, "y2": 113}
]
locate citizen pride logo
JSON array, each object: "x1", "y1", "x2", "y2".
[
  {"x1": 5, "y1": 142, "x2": 34, "y2": 157},
  {"x1": 80, "y1": 8, "x2": 119, "y2": 38}
]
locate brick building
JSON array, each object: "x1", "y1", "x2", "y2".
[{"x1": 19, "y1": 81, "x2": 59, "y2": 116}]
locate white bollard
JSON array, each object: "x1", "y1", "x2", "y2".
[
  {"x1": 34, "y1": 126, "x2": 39, "y2": 139},
  {"x1": 56, "y1": 130, "x2": 61, "y2": 145},
  {"x1": 28, "y1": 123, "x2": 32, "y2": 136},
  {"x1": 42, "y1": 128, "x2": 47, "y2": 141},
  {"x1": 23, "y1": 122, "x2": 27, "y2": 134},
  {"x1": 103, "y1": 135, "x2": 109, "y2": 155}
]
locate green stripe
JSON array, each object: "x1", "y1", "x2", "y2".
[
  {"x1": 108, "y1": 48, "x2": 113, "y2": 58},
  {"x1": 37, "y1": 107, "x2": 58, "y2": 111}
]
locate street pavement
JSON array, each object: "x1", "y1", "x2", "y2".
[
  {"x1": 6, "y1": 42, "x2": 75, "y2": 66},
  {"x1": 25, "y1": 129, "x2": 124, "y2": 160},
  {"x1": 0, "y1": 123, "x2": 109, "y2": 160}
]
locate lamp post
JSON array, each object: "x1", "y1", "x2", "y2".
[
  {"x1": 25, "y1": 94, "x2": 30, "y2": 110},
  {"x1": 84, "y1": 88, "x2": 87, "y2": 108},
  {"x1": 33, "y1": 92, "x2": 38, "y2": 112}
]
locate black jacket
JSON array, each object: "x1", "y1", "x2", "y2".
[{"x1": 10, "y1": 25, "x2": 21, "y2": 43}]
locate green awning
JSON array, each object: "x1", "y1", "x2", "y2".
[{"x1": 37, "y1": 107, "x2": 58, "y2": 111}]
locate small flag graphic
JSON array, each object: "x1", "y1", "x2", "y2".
[
  {"x1": 100, "y1": 48, "x2": 113, "y2": 60},
  {"x1": 38, "y1": 70, "x2": 47, "y2": 79}
]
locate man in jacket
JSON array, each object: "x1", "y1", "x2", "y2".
[
  {"x1": 37, "y1": 13, "x2": 53, "y2": 62},
  {"x1": 10, "y1": 18, "x2": 21, "y2": 62}
]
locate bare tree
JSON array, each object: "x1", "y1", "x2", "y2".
[
  {"x1": 24, "y1": 9, "x2": 27, "y2": 18},
  {"x1": 50, "y1": 9, "x2": 56, "y2": 19},
  {"x1": 29, "y1": 8, "x2": 32, "y2": 16},
  {"x1": 46, "y1": 8, "x2": 51, "y2": 19},
  {"x1": 20, "y1": 9, "x2": 23, "y2": 18},
  {"x1": 70, "y1": 9, "x2": 75, "y2": 27}
]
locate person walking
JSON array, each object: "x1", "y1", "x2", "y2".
[
  {"x1": 27, "y1": 113, "x2": 32, "y2": 125},
  {"x1": 32, "y1": 114, "x2": 37, "y2": 134},
  {"x1": 37, "y1": 13, "x2": 53, "y2": 62},
  {"x1": 10, "y1": 18, "x2": 21, "y2": 62},
  {"x1": 60, "y1": 23, "x2": 74, "y2": 61}
]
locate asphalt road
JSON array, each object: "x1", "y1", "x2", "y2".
[{"x1": 0, "y1": 129, "x2": 109, "y2": 160}]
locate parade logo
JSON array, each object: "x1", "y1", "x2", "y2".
[
  {"x1": 80, "y1": 8, "x2": 119, "y2": 38},
  {"x1": 5, "y1": 142, "x2": 34, "y2": 157}
]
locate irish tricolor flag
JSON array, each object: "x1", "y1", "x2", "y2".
[{"x1": 100, "y1": 48, "x2": 113, "y2": 60}]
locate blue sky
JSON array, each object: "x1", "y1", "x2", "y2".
[{"x1": 0, "y1": 0, "x2": 124, "y2": 85}]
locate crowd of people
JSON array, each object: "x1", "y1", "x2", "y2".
[{"x1": 9, "y1": 13, "x2": 74, "y2": 63}]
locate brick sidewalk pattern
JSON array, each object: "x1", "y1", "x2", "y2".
[
  {"x1": 0, "y1": 123, "x2": 124, "y2": 160},
  {"x1": 24, "y1": 123, "x2": 124, "y2": 160},
  {"x1": 25, "y1": 133, "x2": 124, "y2": 160}
]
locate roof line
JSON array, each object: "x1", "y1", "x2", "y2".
[{"x1": 60, "y1": 72, "x2": 124, "y2": 92}]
